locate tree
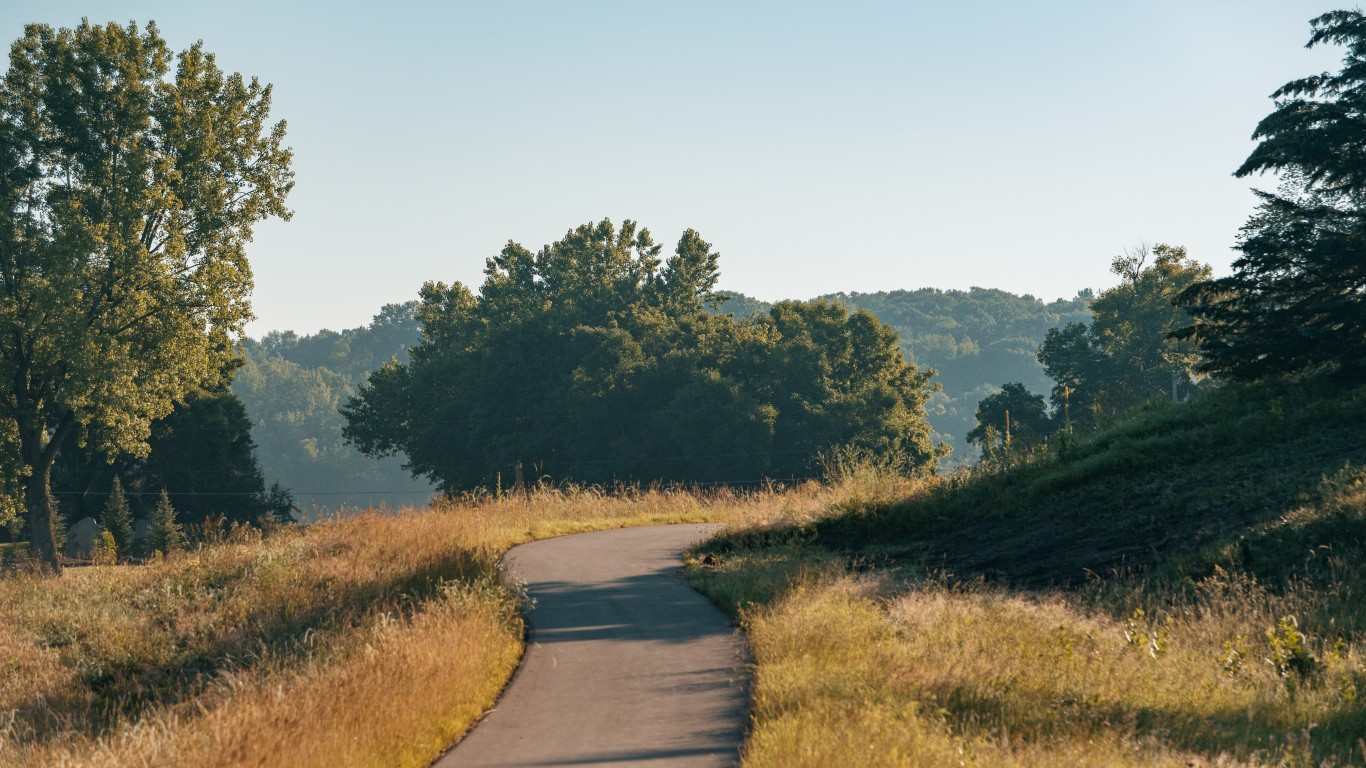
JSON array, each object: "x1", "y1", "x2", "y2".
[
  {"x1": 343, "y1": 219, "x2": 943, "y2": 492},
  {"x1": 51, "y1": 370, "x2": 279, "y2": 528},
  {"x1": 0, "y1": 21, "x2": 292, "y2": 571},
  {"x1": 967, "y1": 382, "x2": 1051, "y2": 458},
  {"x1": 1177, "y1": 11, "x2": 1366, "y2": 379},
  {"x1": 143, "y1": 489, "x2": 184, "y2": 556},
  {"x1": 136, "y1": 378, "x2": 272, "y2": 527},
  {"x1": 1038, "y1": 245, "x2": 1209, "y2": 429},
  {"x1": 101, "y1": 475, "x2": 132, "y2": 558},
  {"x1": 763, "y1": 300, "x2": 942, "y2": 474},
  {"x1": 260, "y1": 482, "x2": 299, "y2": 529}
]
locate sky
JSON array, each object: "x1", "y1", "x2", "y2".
[{"x1": 0, "y1": 2, "x2": 1347, "y2": 336}]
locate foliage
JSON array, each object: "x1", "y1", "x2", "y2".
[
  {"x1": 100, "y1": 475, "x2": 133, "y2": 557},
  {"x1": 48, "y1": 372, "x2": 281, "y2": 532},
  {"x1": 344, "y1": 219, "x2": 943, "y2": 492},
  {"x1": 1178, "y1": 12, "x2": 1366, "y2": 380},
  {"x1": 1266, "y1": 615, "x2": 1318, "y2": 680},
  {"x1": 965, "y1": 381, "x2": 1051, "y2": 457},
  {"x1": 0, "y1": 20, "x2": 292, "y2": 570},
  {"x1": 253, "y1": 301, "x2": 421, "y2": 380},
  {"x1": 1038, "y1": 244, "x2": 1210, "y2": 431},
  {"x1": 143, "y1": 489, "x2": 185, "y2": 557},
  {"x1": 90, "y1": 529, "x2": 117, "y2": 565},
  {"x1": 262, "y1": 481, "x2": 300, "y2": 528},
  {"x1": 233, "y1": 302, "x2": 435, "y2": 513},
  {"x1": 803, "y1": 288, "x2": 1092, "y2": 458}
]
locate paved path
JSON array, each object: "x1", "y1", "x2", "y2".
[{"x1": 435, "y1": 524, "x2": 747, "y2": 767}]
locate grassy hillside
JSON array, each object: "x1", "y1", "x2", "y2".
[
  {"x1": 812, "y1": 373, "x2": 1366, "y2": 591},
  {"x1": 691, "y1": 374, "x2": 1366, "y2": 766}
]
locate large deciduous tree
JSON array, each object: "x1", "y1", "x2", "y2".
[
  {"x1": 51, "y1": 370, "x2": 278, "y2": 529},
  {"x1": 1177, "y1": 11, "x2": 1366, "y2": 380},
  {"x1": 1038, "y1": 244, "x2": 1209, "y2": 429},
  {"x1": 0, "y1": 21, "x2": 292, "y2": 571},
  {"x1": 343, "y1": 219, "x2": 942, "y2": 493}
]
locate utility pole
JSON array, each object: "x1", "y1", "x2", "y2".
[{"x1": 1171, "y1": 370, "x2": 1180, "y2": 403}]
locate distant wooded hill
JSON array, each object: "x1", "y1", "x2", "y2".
[
  {"x1": 233, "y1": 303, "x2": 436, "y2": 513},
  {"x1": 235, "y1": 286, "x2": 1089, "y2": 507},
  {"x1": 716, "y1": 288, "x2": 1093, "y2": 460}
]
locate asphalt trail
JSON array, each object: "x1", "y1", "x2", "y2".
[{"x1": 435, "y1": 523, "x2": 747, "y2": 767}]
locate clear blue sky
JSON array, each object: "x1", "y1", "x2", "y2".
[{"x1": 1, "y1": 2, "x2": 1345, "y2": 335}]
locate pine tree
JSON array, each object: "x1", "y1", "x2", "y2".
[
  {"x1": 144, "y1": 490, "x2": 185, "y2": 557},
  {"x1": 1178, "y1": 12, "x2": 1366, "y2": 380},
  {"x1": 101, "y1": 476, "x2": 134, "y2": 559}
]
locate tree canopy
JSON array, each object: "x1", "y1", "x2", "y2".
[
  {"x1": 1038, "y1": 244, "x2": 1209, "y2": 429},
  {"x1": 0, "y1": 21, "x2": 292, "y2": 571},
  {"x1": 50, "y1": 370, "x2": 282, "y2": 529},
  {"x1": 1178, "y1": 11, "x2": 1366, "y2": 380},
  {"x1": 966, "y1": 382, "x2": 1051, "y2": 458},
  {"x1": 343, "y1": 219, "x2": 943, "y2": 493}
]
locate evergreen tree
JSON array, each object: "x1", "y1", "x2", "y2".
[
  {"x1": 1178, "y1": 11, "x2": 1366, "y2": 380},
  {"x1": 101, "y1": 476, "x2": 133, "y2": 559},
  {"x1": 144, "y1": 490, "x2": 185, "y2": 557},
  {"x1": 260, "y1": 482, "x2": 299, "y2": 529}
]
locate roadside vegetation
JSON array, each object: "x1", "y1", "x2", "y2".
[
  {"x1": 5, "y1": 6, "x2": 1366, "y2": 767},
  {"x1": 689, "y1": 374, "x2": 1366, "y2": 766},
  {"x1": 0, "y1": 485, "x2": 829, "y2": 767}
]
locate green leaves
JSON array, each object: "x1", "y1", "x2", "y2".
[
  {"x1": 143, "y1": 489, "x2": 185, "y2": 557},
  {"x1": 100, "y1": 476, "x2": 133, "y2": 557},
  {"x1": 967, "y1": 382, "x2": 1050, "y2": 457},
  {"x1": 1180, "y1": 11, "x2": 1366, "y2": 381},
  {"x1": 0, "y1": 20, "x2": 292, "y2": 570},
  {"x1": 343, "y1": 219, "x2": 942, "y2": 492},
  {"x1": 1039, "y1": 244, "x2": 1209, "y2": 430}
]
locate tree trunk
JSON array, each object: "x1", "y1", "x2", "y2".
[
  {"x1": 24, "y1": 463, "x2": 61, "y2": 574},
  {"x1": 19, "y1": 410, "x2": 75, "y2": 576}
]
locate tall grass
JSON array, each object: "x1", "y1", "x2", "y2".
[
  {"x1": 0, "y1": 483, "x2": 809, "y2": 767},
  {"x1": 690, "y1": 375, "x2": 1366, "y2": 766},
  {"x1": 694, "y1": 473, "x2": 1366, "y2": 765}
]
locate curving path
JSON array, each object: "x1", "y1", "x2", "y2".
[{"x1": 435, "y1": 523, "x2": 747, "y2": 768}]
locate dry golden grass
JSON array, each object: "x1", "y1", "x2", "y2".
[
  {"x1": 15, "y1": 458, "x2": 1357, "y2": 768},
  {"x1": 737, "y1": 576, "x2": 1366, "y2": 767},
  {"x1": 0, "y1": 483, "x2": 811, "y2": 768},
  {"x1": 690, "y1": 469, "x2": 1366, "y2": 767}
]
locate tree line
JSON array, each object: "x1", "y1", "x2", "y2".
[
  {"x1": 232, "y1": 303, "x2": 436, "y2": 512},
  {"x1": 342, "y1": 221, "x2": 944, "y2": 492},
  {"x1": 969, "y1": 11, "x2": 1366, "y2": 457},
  {"x1": 4, "y1": 10, "x2": 1365, "y2": 571}
]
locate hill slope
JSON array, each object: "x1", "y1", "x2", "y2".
[
  {"x1": 809, "y1": 373, "x2": 1366, "y2": 593},
  {"x1": 691, "y1": 374, "x2": 1366, "y2": 765}
]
